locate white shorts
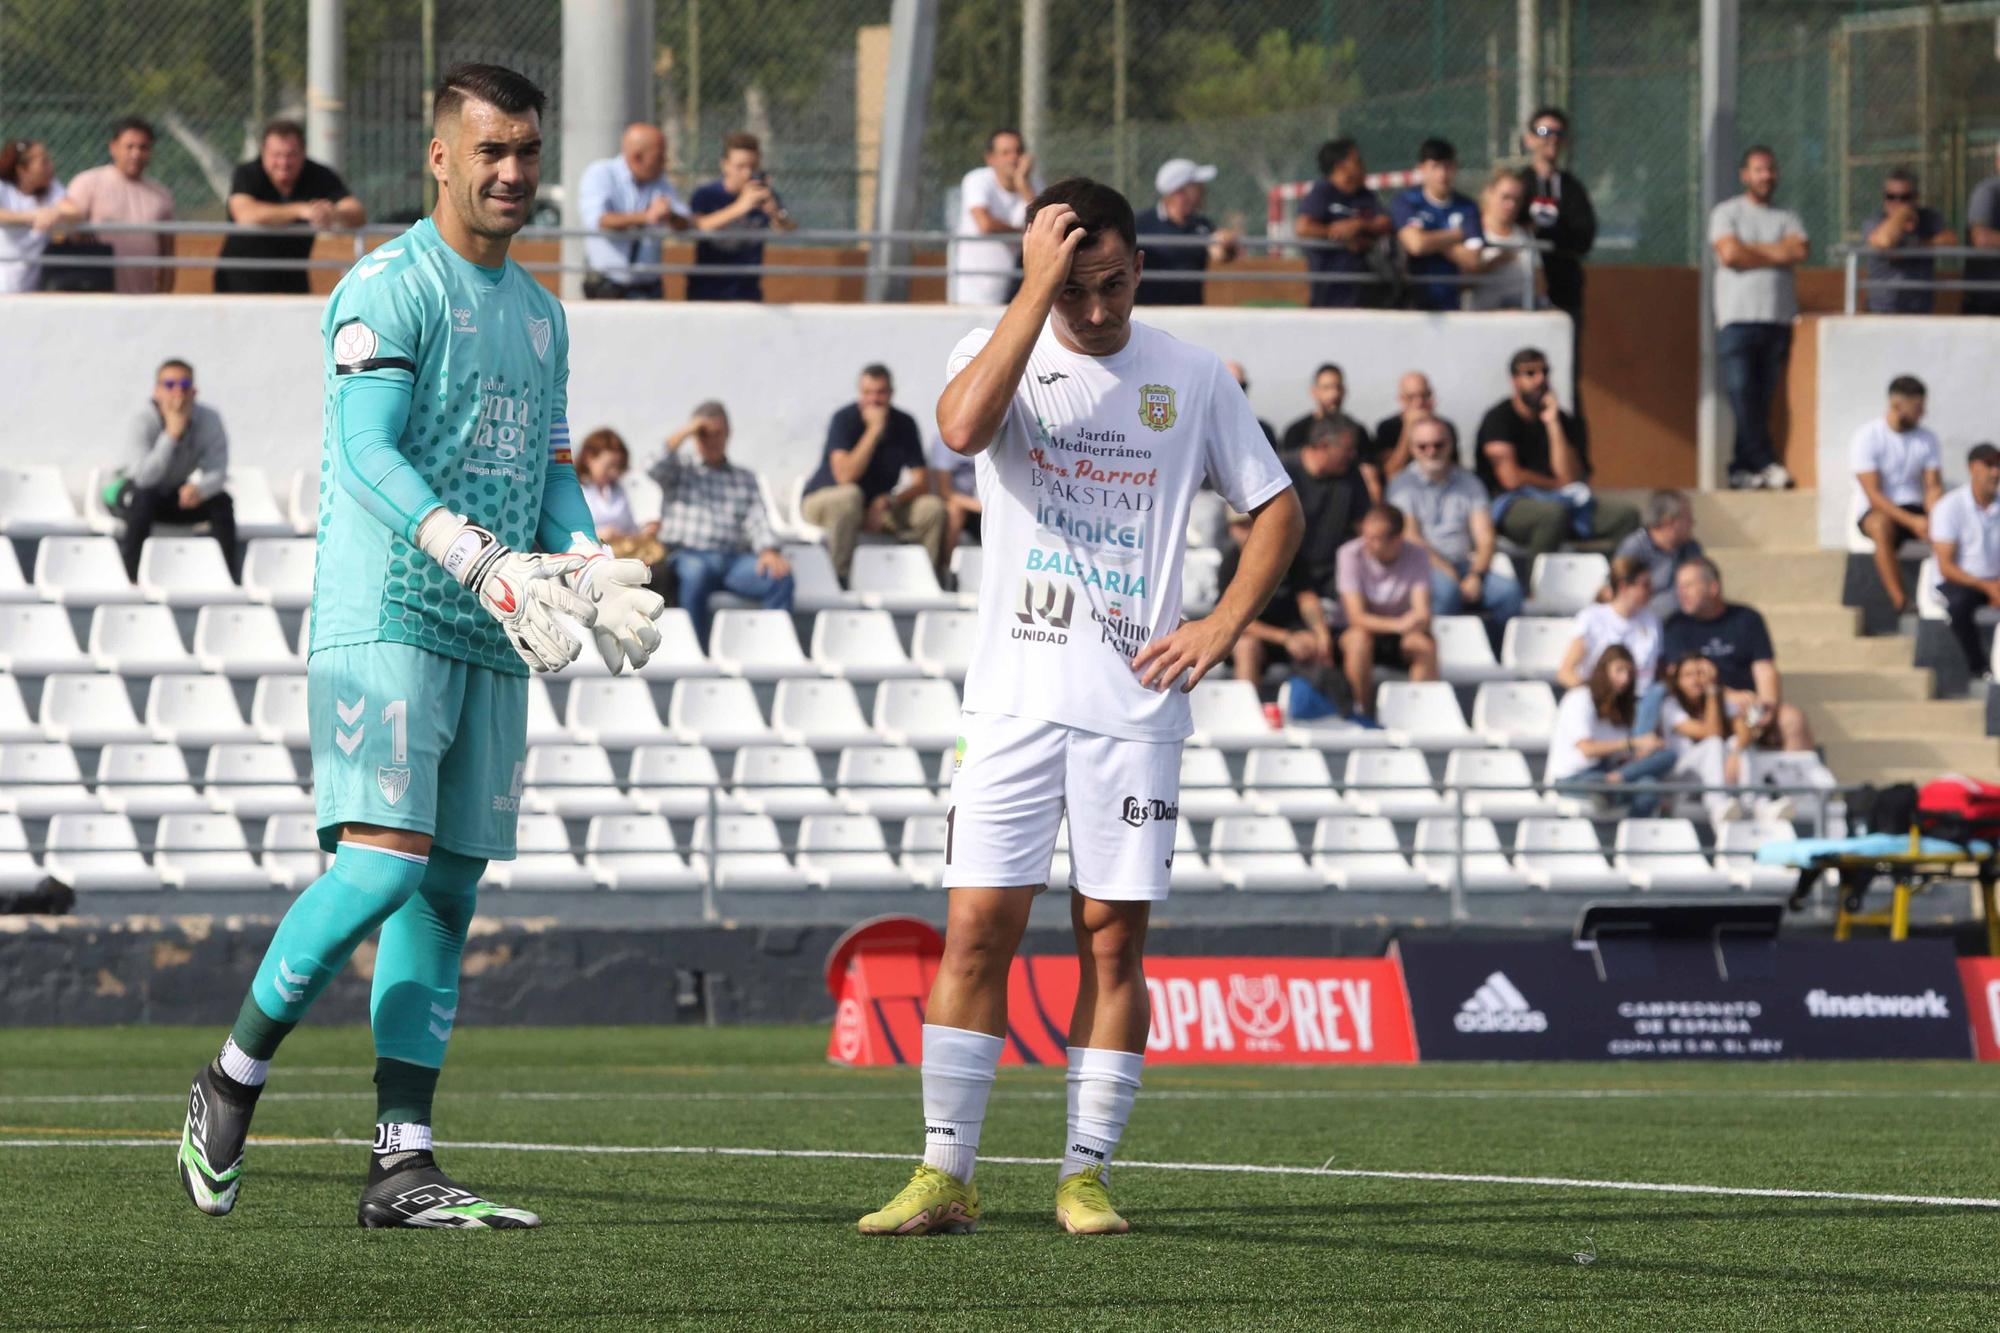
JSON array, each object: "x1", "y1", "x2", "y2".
[{"x1": 939, "y1": 710, "x2": 1183, "y2": 902}]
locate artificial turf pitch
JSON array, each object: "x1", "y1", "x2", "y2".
[{"x1": 2, "y1": 1026, "x2": 1997, "y2": 1330}]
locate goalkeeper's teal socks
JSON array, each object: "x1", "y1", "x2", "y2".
[
  {"x1": 369, "y1": 849, "x2": 483, "y2": 1150},
  {"x1": 226, "y1": 843, "x2": 433, "y2": 1062}
]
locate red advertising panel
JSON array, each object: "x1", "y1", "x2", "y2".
[{"x1": 1958, "y1": 959, "x2": 2000, "y2": 1061}]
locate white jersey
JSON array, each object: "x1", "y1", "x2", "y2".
[{"x1": 950, "y1": 321, "x2": 1292, "y2": 741}]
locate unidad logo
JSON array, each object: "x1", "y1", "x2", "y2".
[{"x1": 1454, "y1": 971, "x2": 1548, "y2": 1033}]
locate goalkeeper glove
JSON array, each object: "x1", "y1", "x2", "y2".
[
  {"x1": 564, "y1": 534, "x2": 666, "y2": 675},
  {"x1": 416, "y1": 510, "x2": 597, "y2": 673}
]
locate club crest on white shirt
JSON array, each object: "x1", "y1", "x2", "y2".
[
  {"x1": 525, "y1": 314, "x2": 552, "y2": 360},
  {"x1": 1138, "y1": 383, "x2": 1177, "y2": 432}
]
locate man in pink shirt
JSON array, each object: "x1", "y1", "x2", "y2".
[
  {"x1": 1337, "y1": 503, "x2": 1438, "y2": 723},
  {"x1": 61, "y1": 117, "x2": 175, "y2": 294}
]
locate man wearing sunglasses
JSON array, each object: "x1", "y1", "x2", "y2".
[
  {"x1": 112, "y1": 357, "x2": 237, "y2": 581},
  {"x1": 1862, "y1": 168, "x2": 1953, "y2": 315},
  {"x1": 1516, "y1": 107, "x2": 1595, "y2": 380}
]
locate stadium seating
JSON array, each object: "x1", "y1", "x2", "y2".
[
  {"x1": 797, "y1": 814, "x2": 907, "y2": 889},
  {"x1": 1189, "y1": 680, "x2": 1280, "y2": 749},
  {"x1": 690, "y1": 813, "x2": 811, "y2": 891},
  {"x1": 1523, "y1": 553, "x2": 1608, "y2": 616},
  {"x1": 638, "y1": 609, "x2": 719, "y2": 680},
  {"x1": 0, "y1": 604, "x2": 92, "y2": 674},
  {"x1": 203, "y1": 744, "x2": 313, "y2": 818},
  {"x1": 138, "y1": 538, "x2": 248, "y2": 607},
  {"x1": 783, "y1": 544, "x2": 859, "y2": 614},
  {"x1": 1514, "y1": 818, "x2": 1629, "y2": 893},
  {"x1": 1376, "y1": 682, "x2": 1477, "y2": 750},
  {"x1": 146, "y1": 675, "x2": 255, "y2": 746},
  {"x1": 1413, "y1": 816, "x2": 1530, "y2": 892},
  {"x1": 628, "y1": 744, "x2": 736, "y2": 819},
  {"x1": 156, "y1": 813, "x2": 269, "y2": 891},
  {"x1": 835, "y1": 746, "x2": 944, "y2": 819},
  {"x1": 1242, "y1": 748, "x2": 1351, "y2": 820},
  {"x1": 0, "y1": 678, "x2": 35, "y2": 742},
  {"x1": 731, "y1": 746, "x2": 845, "y2": 819},
  {"x1": 583, "y1": 814, "x2": 702, "y2": 892},
  {"x1": 0, "y1": 542, "x2": 33, "y2": 601},
  {"x1": 565, "y1": 678, "x2": 670, "y2": 750},
  {"x1": 1444, "y1": 747, "x2": 1572, "y2": 821},
  {"x1": 1471, "y1": 681, "x2": 1559, "y2": 752},
  {"x1": 0, "y1": 814, "x2": 41, "y2": 890},
  {"x1": 849, "y1": 547, "x2": 954, "y2": 612},
  {"x1": 1345, "y1": 747, "x2": 1455, "y2": 820},
  {"x1": 1310, "y1": 815, "x2": 1429, "y2": 891},
  {"x1": 872, "y1": 678, "x2": 959, "y2": 750},
  {"x1": 1179, "y1": 747, "x2": 1248, "y2": 820},
  {"x1": 1208, "y1": 815, "x2": 1323, "y2": 891},
  {"x1": 1432, "y1": 616, "x2": 1511, "y2": 684},
  {"x1": 900, "y1": 813, "x2": 947, "y2": 883},
  {"x1": 710, "y1": 610, "x2": 814, "y2": 680},
  {"x1": 241, "y1": 537, "x2": 315, "y2": 608},
  {"x1": 484, "y1": 814, "x2": 595, "y2": 891},
  {"x1": 34, "y1": 537, "x2": 144, "y2": 605},
  {"x1": 1500, "y1": 617, "x2": 1571, "y2": 678},
  {"x1": 949, "y1": 545, "x2": 983, "y2": 598},
  {"x1": 0, "y1": 465, "x2": 89, "y2": 537},
  {"x1": 90, "y1": 605, "x2": 197, "y2": 675},
  {"x1": 771, "y1": 678, "x2": 877, "y2": 750},
  {"x1": 193, "y1": 606, "x2": 298, "y2": 676},
  {"x1": 39, "y1": 673, "x2": 149, "y2": 745},
  {"x1": 96, "y1": 743, "x2": 209, "y2": 817},
  {"x1": 810, "y1": 609, "x2": 921, "y2": 681},
  {"x1": 523, "y1": 744, "x2": 631, "y2": 817},
  {"x1": 44, "y1": 812, "x2": 157, "y2": 890},
  {"x1": 1716, "y1": 821, "x2": 1801, "y2": 893},
  {"x1": 0, "y1": 742, "x2": 98, "y2": 816},
  {"x1": 250, "y1": 676, "x2": 311, "y2": 747},
  {"x1": 910, "y1": 609, "x2": 976, "y2": 680},
  {"x1": 1613, "y1": 818, "x2": 1734, "y2": 893},
  {"x1": 668, "y1": 678, "x2": 773, "y2": 748},
  {"x1": 262, "y1": 813, "x2": 327, "y2": 890}
]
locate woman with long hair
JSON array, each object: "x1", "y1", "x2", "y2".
[
  {"x1": 1545, "y1": 643, "x2": 1674, "y2": 808},
  {"x1": 0, "y1": 138, "x2": 65, "y2": 293},
  {"x1": 1458, "y1": 167, "x2": 1541, "y2": 311},
  {"x1": 1660, "y1": 653, "x2": 1782, "y2": 824},
  {"x1": 1556, "y1": 554, "x2": 1662, "y2": 691}
]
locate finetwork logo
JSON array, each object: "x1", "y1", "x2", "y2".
[
  {"x1": 1803, "y1": 988, "x2": 1952, "y2": 1019},
  {"x1": 1454, "y1": 971, "x2": 1549, "y2": 1033}
]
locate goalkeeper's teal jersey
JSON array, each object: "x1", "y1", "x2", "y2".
[{"x1": 312, "y1": 217, "x2": 570, "y2": 676}]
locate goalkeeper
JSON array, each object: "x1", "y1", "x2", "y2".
[{"x1": 176, "y1": 63, "x2": 663, "y2": 1230}]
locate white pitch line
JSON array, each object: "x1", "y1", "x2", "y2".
[{"x1": 2, "y1": 1135, "x2": 1996, "y2": 1211}]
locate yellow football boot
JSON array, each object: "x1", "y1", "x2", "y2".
[
  {"x1": 857, "y1": 1164, "x2": 980, "y2": 1236},
  {"x1": 1055, "y1": 1165, "x2": 1129, "y2": 1235}
]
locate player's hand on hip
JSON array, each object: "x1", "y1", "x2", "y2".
[
  {"x1": 417, "y1": 511, "x2": 597, "y2": 673},
  {"x1": 1131, "y1": 616, "x2": 1235, "y2": 693},
  {"x1": 1020, "y1": 203, "x2": 1085, "y2": 300},
  {"x1": 566, "y1": 537, "x2": 667, "y2": 675}
]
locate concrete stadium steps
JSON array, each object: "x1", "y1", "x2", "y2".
[
  {"x1": 1705, "y1": 549, "x2": 1849, "y2": 606},
  {"x1": 1772, "y1": 636, "x2": 1913, "y2": 669},
  {"x1": 1781, "y1": 667, "x2": 1934, "y2": 703},
  {"x1": 1758, "y1": 605, "x2": 1862, "y2": 640},
  {"x1": 1822, "y1": 738, "x2": 2000, "y2": 777},
  {"x1": 1813, "y1": 698, "x2": 1986, "y2": 742}
]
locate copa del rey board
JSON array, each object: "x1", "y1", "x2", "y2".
[{"x1": 824, "y1": 920, "x2": 1417, "y2": 1067}]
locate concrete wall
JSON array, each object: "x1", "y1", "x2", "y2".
[
  {"x1": 0, "y1": 296, "x2": 1571, "y2": 496},
  {"x1": 1813, "y1": 316, "x2": 2000, "y2": 548}
]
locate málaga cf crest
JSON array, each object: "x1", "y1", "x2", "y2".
[{"x1": 1138, "y1": 383, "x2": 1177, "y2": 432}]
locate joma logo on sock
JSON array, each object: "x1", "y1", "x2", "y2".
[
  {"x1": 925, "y1": 1124, "x2": 957, "y2": 1137},
  {"x1": 1069, "y1": 1143, "x2": 1107, "y2": 1160}
]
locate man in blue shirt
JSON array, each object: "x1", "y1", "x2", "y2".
[
  {"x1": 1295, "y1": 138, "x2": 1390, "y2": 308},
  {"x1": 1132, "y1": 157, "x2": 1239, "y2": 306},
  {"x1": 577, "y1": 123, "x2": 688, "y2": 299},
  {"x1": 1391, "y1": 138, "x2": 1480, "y2": 312},
  {"x1": 687, "y1": 131, "x2": 794, "y2": 302},
  {"x1": 799, "y1": 364, "x2": 945, "y2": 579}
]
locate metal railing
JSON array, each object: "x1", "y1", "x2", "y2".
[{"x1": 1833, "y1": 244, "x2": 2000, "y2": 314}]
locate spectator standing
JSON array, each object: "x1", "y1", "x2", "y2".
[
  {"x1": 1294, "y1": 137, "x2": 1390, "y2": 308},
  {"x1": 1963, "y1": 143, "x2": 2000, "y2": 316},
  {"x1": 800, "y1": 364, "x2": 944, "y2": 580},
  {"x1": 1863, "y1": 168, "x2": 1954, "y2": 315},
  {"x1": 1280, "y1": 364, "x2": 1375, "y2": 492},
  {"x1": 60, "y1": 116, "x2": 174, "y2": 294},
  {"x1": 1556, "y1": 557, "x2": 1662, "y2": 692},
  {"x1": 949, "y1": 129, "x2": 1035, "y2": 305},
  {"x1": 1516, "y1": 107, "x2": 1596, "y2": 361},
  {"x1": 215, "y1": 121, "x2": 365, "y2": 295},
  {"x1": 687, "y1": 131, "x2": 795, "y2": 302},
  {"x1": 578, "y1": 123, "x2": 688, "y2": 300},
  {"x1": 1711, "y1": 146, "x2": 1807, "y2": 490},
  {"x1": 0, "y1": 138, "x2": 65, "y2": 293},
  {"x1": 1458, "y1": 169, "x2": 1539, "y2": 311},
  {"x1": 652, "y1": 401, "x2": 793, "y2": 646},
  {"x1": 1475, "y1": 346, "x2": 1639, "y2": 559},
  {"x1": 1544, "y1": 645, "x2": 1675, "y2": 799},
  {"x1": 1133, "y1": 158, "x2": 1240, "y2": 306},
  {"x1": 1337, "y1": 505, "x2": 1437, "y2": 723},
  {"x1": 1391, "y1": 138, "x2": 1480, "y2": 312},
  {"x1": 1614, "y1": 490, "x2": 1705, "y2": 621},
  {"x1": 1372, "y1": 372, "x2": 1456, "y2": 481},
  {"x1": 1663, "y1": 556, "x2": 1815, "y2": 752},
  {"x1": 1387, "y1": 415, "x2": 1522, "y2": 634},
  {"x1": 111, "y1": 358, "x2": 235, "y2": 581},
  {"x1": 929, "y1": 432, "x2": 982, "y2": 555},
  {"x1": 1929, "y1": 443, "x2": 2000, "y2": 682},
  {"x1": 1852, "y1": 374, "x2": 1942, "y2": 615}
]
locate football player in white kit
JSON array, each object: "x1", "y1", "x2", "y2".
[{"x1": 858, "y1": 178, "x2": 1303, "y2": 1237}]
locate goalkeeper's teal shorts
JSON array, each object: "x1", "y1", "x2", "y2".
[{"x1": 306, "y1": 641, "x2": 528, "y2": 860}]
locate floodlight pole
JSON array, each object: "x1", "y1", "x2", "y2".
[
  {"x1": 866, "y1": 0, "x2": 939, "y2": 303},
  {"x1": 560, "y1": 0, "x2": 656, "y2": 302},
  {"x1": 307, "y1": 0, "x2": 345, "y2": 171},
  {"x1": 1698, "y1": 0, "x2": 1739, "y2": 494}
]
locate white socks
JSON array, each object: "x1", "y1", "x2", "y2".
[
  {"x1": 217, "y1": 1037, "x2": 269, "y2": 1087},
  {"x1": 1061, "y1": 1046, "x2": 1144, "y2": 1184},
  {"x1": 920, "y1": 1024, "x2": 1003, "y2": 1184},
  {"x1": 373, "y1": 1122, "x2": 433, "y2": 1156}
]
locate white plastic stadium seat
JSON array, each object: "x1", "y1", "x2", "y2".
[
  {"x1": 0, "y1": 604, "x2": 92, "y2": 675},
  {"x1": 1471, "y1": 680, "x2": 1559, "y2": 753},
  {"x1": 1513, "y1": 817, "x2": 1629, "y2": 893},
  {"x1": 811, "y1": 609, "x2": 921, "y2": 681},
  {"x1": 1188, "y1": 679, "x2": 1281, "y2": 749},
  {"x1": 263, "y1": 813, "x2": 328, "y2": 890},
  {"x1": 782, "y1": 543, "x2": 859, "y2": 614},
  {"x1": 628, "y1": 744, "x2": 735, "y2": 819},
  {"x1": 0, "y1": 814, "x2": 41, "y2": 890},
  {"x1": 225, "y1": 467, "x2": 295, "y2": 540},
  {"x1": 668, "y1": 678, "x2": 772, "y2": 749},
  {"x1": 709, "y1": 609, "x2": 815, "y2": 681},
  {"x1": 1310, "y1": 815, "x2": 1428, "y2": 891},
  {"x1": 564, "y1": 678, "x2": 669, "y2": 750},
  {"x1": 286, "y1": 468, "x2": 318, "y2": 536},
  {"x1": 690, "y1": 813, "x2": 810, "y2": 891},
  {"x1": 1207, "y1": 815, "x2": 1324, "y2": 891},
  {"x1": 1241, "y1": 748, "x2": 1352, "y2": 820},
  {"x1": 1443, "y1": 747, "x2": 1571, "y2": 821},
  {"x1": 1177, "y1": 746, "x2": 1247, "y2": 821},
  {"x1": 1432, "y1": 616, "x2": 1510, "y2": 684},
  {"x1": 0, "y1": 542, "x2": 35, "y2": 602},
  {"x1": 95, "y1": 743, "x2": 209, "y2": 817},
  {"x1": 1523, "y1": 552, "x2": 1608, "y2": 616},
  {"x1": 1915, "y1": 556, "x2": 1947, "y2": 621},
  {"x1": 241, "y1": 537, "x2": 316, "y2": 608},
  {"x1": 194, "y1": 605, "x2": 299, "y2": 676},
  {"x1": 584, "y1": 814, "x2": 701, "y2": 891},
  {"x1": 0, "y1": 464, "x2": 89, "y2": 536},
  {"x1": 911, "y1": 610, "x2": 977, "y2": 681},
  {"x1": 949, "y1": 545, "x2": 983, "y2": 599},
  {"x1": 1414, "y1": 816, "x2": 1531, "y2": 892},
  {"x1": 1500, "y1": 617, "x2": 1573, "y2": 679},
  {"x1": 730, "y1": 745, "x2": 842, "y2": 819},
  {"x1": 850, "y1": 546, "x2": 954, "y2": 612},
  {"x1": 1182, "y1": 547, "x2": 1222, "y2": 616},
  {"x1": 1717, "y1": 821, "x2": 1802, "y2": 893},
  {"x1": 147, "y1": 674, "x2": 255, "y2": 746},
  {"x1": 900, "y1": 814, "x2": 947, "y2": 884},
  {"x1": 635, "y1": 607, "x2": 720, "y2": 681},
  {"x1": 138, "y1": 537, "x2": 249, "y2": 606},
  {"x1": 38, "y1": 673, "x2": 149, "y2": 746},
  {"x1": 89, "y1": 604, "x2": 196, "y2": 676},
  {"x1": 0, "y1": 678, "x2": 36, "y2": 742},
  {"x1": 1376, "y1": 682, "x2": 1477, "y2": 751},
  {"x1": 33, "y1": 536, "x2": 143, "y2": 605},
  {"x1": 204, "y1": 744, "x2": 314, "y2": 817},
  {"x1": 1168, "y1": 821, "x2": 1228, "y2": 893},
  {"x1": 523, "y1": 744, "x2": 631, "y2": 817},
  {"x1": 835, "y1": 746, "x2": 944, "y2": 819},
  {"x1": 249, "y1": 676, "x2": 311, "y2": 747},
  {"x1": 772, "y1": 678, "x2": 877, "y2": 750},
  {"x1": 0, "y1": 742, "x2": 99, "y2": 816},
  {"x1": 797, "y1": 814, "x2": 906, "y2": 889},
  {"x1": 1613, "y1": 818, "x2": 1732, "y2": 893},
  {"x1": 156, "y1": 813, "x2": 268, "y2": 891},
  {"x1": 44, "y1": 812, "x2": 159, "y2": 890},
  {"x1": 872, "y1": 678, "x2": 961, "y2": 751},
  {"x1": 524, "y1": 678, "x2": 567, "y2": 746},
  {"x1": 484, "y1": 814, "x2": 595, "y2": 891},
  {"x1": 1343, "y1": 747, "x2": 1452, "y2": 820}
]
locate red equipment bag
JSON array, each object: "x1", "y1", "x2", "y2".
[{"x1": 1916, "y1": 775, "x2": 2000, "y2": 844}]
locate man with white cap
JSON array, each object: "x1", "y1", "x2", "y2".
[{"x1": 1134, "y1": 157, "x2": 1240, "y2": 306}]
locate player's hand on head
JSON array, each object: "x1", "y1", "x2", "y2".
[
  {"x1": 565, "y1": 538, "x2": 667, "y2": 675},
  {"x1": 1131, "y1": 616, "x2": 1235, "y2": 693},
  {"x1": 1021, "y1": 204, "x2": 1085, "y2": 297},
  {"x1": 416, "y1": 511, "x2": 596, "y2": 673}
]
